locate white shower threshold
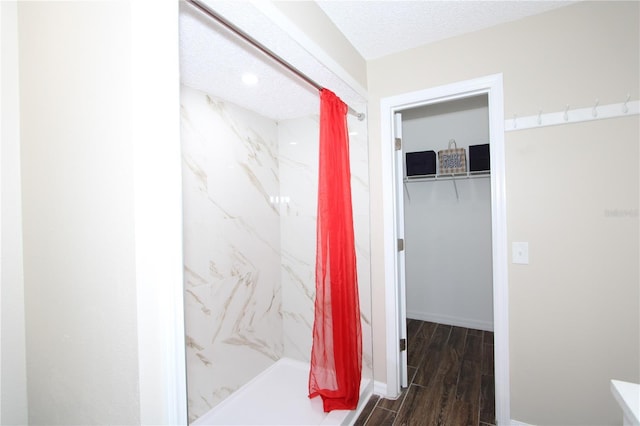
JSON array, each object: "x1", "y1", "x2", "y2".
[{"x1": 192, "y1": 357, "x2": 373, "y2": 426}]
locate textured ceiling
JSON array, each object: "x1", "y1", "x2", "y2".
[
  {"x1": 179, "y1": 1, "x2": 320, "y2": 121},
  {"x1": 179, "y1": 1, "x2": 575, "y2": 121},
  {"x1": 316, "y1": 1, "x2": 575, "y2": 60}
]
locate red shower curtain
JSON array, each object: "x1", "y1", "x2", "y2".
[{"x1": 308, "y1": 89, "x2": 362, "y2": 412}]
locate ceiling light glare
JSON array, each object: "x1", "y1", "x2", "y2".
[{"x1": 241, "y1": 72, "x2": 258, "y2": 86}]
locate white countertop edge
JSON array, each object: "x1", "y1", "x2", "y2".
[{"x1": 611, "y1": 379, "x2": 640, "y2": 425}]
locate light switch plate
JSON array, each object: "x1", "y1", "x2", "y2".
[{"x1": 512, "y1": 242, "x2": 529, "y2": 264}]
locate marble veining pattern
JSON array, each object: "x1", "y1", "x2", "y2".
[
  {"x1": 181, "y1": 86, "x2": 283, "y2": 422},
  {"x1": 181, "y1": 85, "x2": 372, "y2": 422}
]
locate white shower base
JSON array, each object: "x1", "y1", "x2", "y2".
[{"x1": 192, "y1": 358, "x2": 373, "y2": 426}]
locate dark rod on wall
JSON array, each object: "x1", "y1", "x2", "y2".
[{"x1": 185, "y1": 0, "x2": 366, "y2": 121}]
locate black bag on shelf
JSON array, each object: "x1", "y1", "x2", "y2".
[
  {"x1": 469, "y1": 143, "x2": 490, "y2": 172},
  {"x1": 406, "y1": 150, "x2": 436, "y2": 177}
]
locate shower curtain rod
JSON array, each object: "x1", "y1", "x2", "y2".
[{"x1": 186, "y1": 0, "x2": 366, "y2": 121}]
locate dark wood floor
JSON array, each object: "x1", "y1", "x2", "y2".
[{"x1": 355, "y1": 320, "x2": 495, "y2": 426}]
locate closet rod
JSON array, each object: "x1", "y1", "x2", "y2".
[{"x1": 186, "y1": 0, "x2": 366, "y2": 121}]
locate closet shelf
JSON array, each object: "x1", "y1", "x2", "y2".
[{"x1": 404, "y1": 171, "x2": 490, "y2": 183}]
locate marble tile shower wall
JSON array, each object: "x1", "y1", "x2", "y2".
[
  {"x1": 181, "y1": 85, "x2": 283, "y2": 421},
  {"x1": 181, "y1": 85, "x2": 372, "y2": 422}
]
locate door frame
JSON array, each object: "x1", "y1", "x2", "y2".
[
  {"x1": 380, "y1": 73, "x2": 510, "y2": 424},
  {"x1": 393, "y1": 113, "x2": 409, "y2": 389}
]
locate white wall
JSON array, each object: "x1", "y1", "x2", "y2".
[
  {"x1": 0, "y1": 1, "x2": 28, "y2": 423},
  {"x1": 18, "y1": 2, "x2": 140, "y2": 423},
  {"x1": 17, "y1": 1, "x2": 186, "y2": 424},
  {"x1": 367, "y1": 2, "x2": 639, "y2": 424},
  {"x1": 130, "y1": 1, "x2": 186, "y2": 422},
  {"x1": 402, "y1": 96, "x2": 493, "y2": 331}
]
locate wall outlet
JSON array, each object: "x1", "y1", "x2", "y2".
[{"x1": 512, "y1": 242, "x2": 529, "y2": 264}]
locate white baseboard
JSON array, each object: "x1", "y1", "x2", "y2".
[
  {"x1": 407, "y1": 310, "x2": 493, "y2": 332},
  {"x1": 373, "y1": 380, "x2": 387, "y2": 398},
  {"x1": 510, "y1": 420, "x2": 535, "y2": 426}
]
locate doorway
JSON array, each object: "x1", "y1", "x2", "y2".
[
  {"x1": 380, "y1": 74, "x2": 510, "y2": 424},
  {"x1": 401, "y1": 95, "x2": 493, "y2": 332}
]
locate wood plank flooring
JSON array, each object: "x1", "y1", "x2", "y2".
[{"x1": 355, "y1": 320, "x2": 495, "y2": 426}]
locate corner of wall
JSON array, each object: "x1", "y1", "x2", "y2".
[
  {"x1": 258, "y1": 0, "x2": 368, "y2": 98},
  {"x1": 1, "y1": 1, "x2": 29, "y2": 423},
  {"x1": 131, "y1": 1, "x2": 187, "y2": 424},
  {"x1": 372, "y1": 380, "x2": 388, "y2": 398}
]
